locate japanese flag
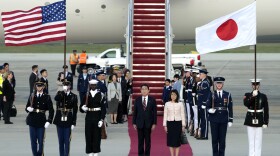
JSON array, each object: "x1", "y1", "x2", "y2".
[{"x1": 196, "y1": 2, "x2": 256, "y2": 54}]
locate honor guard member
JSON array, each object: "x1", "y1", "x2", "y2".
[
  {"x1": 25, "y1": 81, "x2": 54, "y2": 156},
  {"x1": 54, "y1": 81, "x2": 78, "y2": 156},
  {"x1": 197, "y1": 69, "x2": 211, "y2": 140},
  {"x1": 162, "y1": 79, "x2": 172, "y2": 105},
  {"x1": 80, "y1": 79, "x2": 106, "y2": 156},
  {"x1": 208, "y1": 77, "x2": 233, "y2": 156},
  {"x1": 244, "y1": 79, "x2": 269, "y2": 156},
  {"x1": 183, "y1": 68, "x2": 195, "y2": 135},
  {"x1": 191, "y1": 69, "x2": 200, "y2": 137}
]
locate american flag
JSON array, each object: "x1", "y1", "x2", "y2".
[{"x1": 1, "y1": 1, "x2": 66, "y2": 46}]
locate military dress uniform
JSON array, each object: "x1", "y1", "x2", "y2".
[
  {"x1": 208, "y1": 77, "x2": 233, "y2": 156},
  {"x1": 183, "y1": 71, "x2": 195, "y2": 134},
  {"x1": 25, "y1": 82, "x2": 54, "y2": 156},
  {"x1": 53, "y1": 82, "x2": 78, "y2": 156},
  {"x1": 197, "y1": 69, "x2": 211, "y2": 139},
  {"x1": 244, "y1": 79, "x2": 269, "y2": 156},
  {"x1": 80, "y1": 80, "x2": 106, "y2": 155}
]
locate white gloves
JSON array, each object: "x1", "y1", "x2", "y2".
[
  {"x1": 262, "y1": 124, "x2": 267, "y2": 129},
  {"x1": 192, "y1": 93, "x2": 196, "y2": 96},
  {"x1": 98, "y1": 120, "x2": 103, "y2": 128},
  {"x1": 228, "y1": 122, "x2": 233, "y2": 127},
  {"x1": 71, "y1": 125, "x2": 75, "y2": 130},
  {"x1": 252, "y1": 90, "x2": 258, "y2": 96},
  {"x1": 44, "y1": 122, "x2": 50, "y2": 129},
  {"x1": 208, "y1": 108, "x2": 216, "y2": 114},
  {"x1": 82, "y1": 105, "x2": 88, "y2": 112},
  {"x1": 201, "y1": 105, "x2": 206, "y2": 109},
  {"x1": 27, "y1": 107, "x2": 34, "y2": 112}
]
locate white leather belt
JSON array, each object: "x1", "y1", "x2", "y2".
[
  {"x1": 185, "y1": 89, "x2": 192, "y2": 92},
  {"x1": 88, "y1": 107, "x2": 101, "y2": 111},
  {"x1": 248, "y1": 109, "x2": 263, "y2": 113}
]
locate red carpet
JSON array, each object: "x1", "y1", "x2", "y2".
[{"x1": 128, "y1": 116, "x2": 193, "y2": 156}]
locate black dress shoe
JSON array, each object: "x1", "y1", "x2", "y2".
[
  {"x1": 196, "y1": 137, "x2": 208, "y2": 140},
  {"x1": 5, "y1": 121, "x2": 13, "y2": 124}
]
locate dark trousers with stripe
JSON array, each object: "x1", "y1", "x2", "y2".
[
  {"x1": 29, "y1": 126, "x2": 45, "y2": 156},
  {"x1": 199, "y1": 106, "x2": 208, "y2": 138},
  {"x1": 57, "y1": 126, "x2": 71, "y2": 156},
  {"x1": 210, "y1": 122, "x2": 228, "y2": 156}
]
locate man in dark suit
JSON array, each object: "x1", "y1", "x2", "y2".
[
  {"x1": 117, "y1": 69, "x2": 126, "y2": 123},
  {"x1": 162, "y1": 79, "x2": 172, "y2": 105},
  {"x1": 29, "y1": 65, "x2": 39, "y2": 94},
  {"x1": 40, "y1": 69, "x2": 49, "y2": 94},
  {"x1": 62, "y1": 65, "x2": 74, "y2": 90},
  {"x1": 133, "y1": 84, "x2": 157, "y2": 156}
]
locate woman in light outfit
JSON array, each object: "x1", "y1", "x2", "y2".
[
  {"x1": 107, "y1": 74, "x2": 122, "y2": 124},
  {"x1": 163, "y1": 89, "x2": 186, "y2": 156}
]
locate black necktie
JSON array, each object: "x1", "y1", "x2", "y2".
[{"x1": 218, "y1": 92, "x2": 221, "y2": 99}]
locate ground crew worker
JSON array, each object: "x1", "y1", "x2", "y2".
[
  {"x1": 54, "y1": 81, "x2": 78, "y2": 156},
  {"x1": 244, "y1": 79, "x2": 269, "y2": 156},
  {"x1": 197, "y1": 69, "x2": 211, "y2": 140},
  {"x1": 208, "y1": 77, "x2": 233, "y2": 156},
  {"x1": 69, "y1": 50, "x2": 79, "y2": 77},
  {"x1": 80, "y1": 79, "x2": 106, "y2": 156},
  {"x1": 25, "y1": 81, "x2": 54, "y2": 156},
  {"x1": 78, "y1": 50, "x2": 88, "y2": 73}
]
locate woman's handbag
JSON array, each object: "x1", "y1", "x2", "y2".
[{"x1": 181, "y1": 132, "x2": 189, "y2": 144}]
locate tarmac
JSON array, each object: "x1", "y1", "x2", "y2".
[{"x1": 0, "y1": 53, "x2": 279, "y2": 156}]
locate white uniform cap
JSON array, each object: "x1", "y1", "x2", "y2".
[
  {"x1": 89, "y1": 79, "x2": 98, "y2": 84},
  {"x1": 250, "y1": 79, "x2": 262, "y2": 83}
]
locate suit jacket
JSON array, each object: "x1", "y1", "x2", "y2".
[
  {"x1": 53, "y1": 91, "x2": 78, "y2": 127},
  {"x1": 163, "y1": 101, "x2": 186, "y2": 127},
  {"x1": 25, "y1": 93, "x2": 54, "y2": 128},
  {"x1": 107, "y1": 82, "x2": 122, "y2": 101},
  {"x1": 29, "y1": 72, "x2": 38, "y2": 94},
  {"x1": 118, "y1": 76, "x2": 127, "y2": 97},
  {"x1": 2, "y1": 79, "x2": 15, "y2": 101},
  {"x1": 65, "y1": 72, "x2": 74, "y2": 90},
  {"x1": 133, "y1": 96, "x2": 157, "y2": 129},
  {"x1": 244, "y1": 91, "x2": 269, "y2": 127},
  {"x1": 197, "y1": 78, "x2": 211, "y2": 107},
  {"x1": 162, "y1": 86, "x2": 172, "y2": 104},
  {"x1": 208, "y1": 90, "x2": 233, "y2": 123},
  {"x1": 77, "y1": 74, "x2": 89, "y2": 93},
  {"x1": 40, "y1": 77, "x2": 49, "y2": 94}
]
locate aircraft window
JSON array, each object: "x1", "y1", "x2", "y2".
[
  {"x1": 75, "y1": 9, "x2": 80, "y2": 13},
  {"x1": 101, "y1": 4, "x2": 106, "y2": 9},
  {"x1": 103, "y1": 51, "x2": 116, "y2": 58}
]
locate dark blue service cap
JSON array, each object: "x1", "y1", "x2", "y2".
[
  {"x1": 96, "y1": 70, "x2": 106, "y2": 76},
  {"x1": 0, "y1": 65, "x2": 3, "y2": 70},
  {"x1": 199, "y1": 69, "x2": 208, "y2": 74},
  {"x1": 214, "y1": 77, "x2": 225, "y2": 82},
  {"x1": 35, "y1": 81, "x2": 45, "y2": 87},
  {"x1": 62, "y1": 81, "x2": 71, "y2": 86}
]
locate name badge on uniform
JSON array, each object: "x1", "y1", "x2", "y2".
[{"x1": 252, "y1": 119, "x2": 258, "y2": 124}]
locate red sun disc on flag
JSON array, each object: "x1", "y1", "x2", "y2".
[{"x1": 216, "y1": 19, "x2": 238, "y2": 41}]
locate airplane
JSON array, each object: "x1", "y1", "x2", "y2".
[{"x1": 0, "y1": 0, "x2": 279, "y2": 44}]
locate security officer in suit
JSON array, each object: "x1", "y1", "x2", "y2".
[
  {"x1": 244, "y1": 79, "x2": 269, "y2": 156},
  {"x1": 208, "y1": 77, "x2": 233, "y2": 156},
  {"x1": 40, "y1": 69, "x2": 49, "y2": 94},
  {"x1": 162, "y1": 79, "x2": 172, "y2": 105},
  {"x1": 54, "y1": 81, "x2": 78, "y2": 156},
  {"x1": 133, "y1": 84, "x2": 157, "y2": 156},
  {"x1": 77, "y1": 66, "x2": 90, "y2": 103},
  {"x1": 80, "y1": 79, "x2": 106, "y2": 156},
  {"x1": 96, "y1": 70, "x2": 107, "y2": 94},
  {"x1": 197, "y1": 69, "x2": 211, "y2": 140},
  {"x1": 29, "y1": 65, "x2": 39, "y2": 94},
  {"x1": 25, "y1": 81, "x2": 54, "y2": 156},
  {"x1": 62, "y1": 65, "x2": 74, "y2": 90}
]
